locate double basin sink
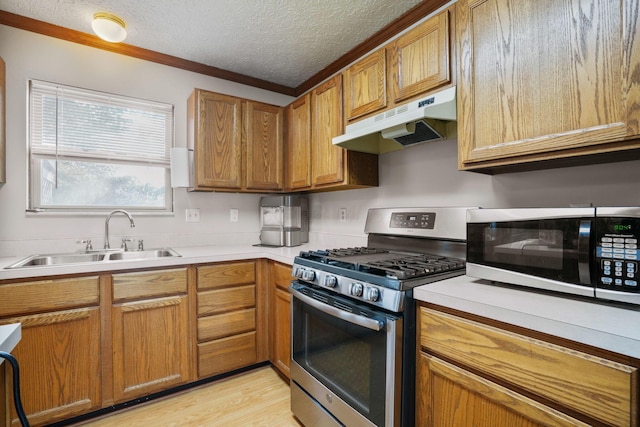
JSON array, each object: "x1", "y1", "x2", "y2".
[{"x1": 5, "y1": 248, "x2": 181, "y2": 269}]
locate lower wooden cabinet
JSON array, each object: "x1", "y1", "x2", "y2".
[
  {"x1": 0, "y1": 277, "x2": 102, "y2": 427},
  {"x1": 269, "y1": 261, "x2": 293, "y2": 379},
  {"x1": 111, "y1": 269, "x2": 190, "y2": 403},
  {"x1": 196, "y1": 261, "x2": 265, "y2": 378},
  {"x1": 417, "y1": 305, "x2": 639, "y2": 427}
]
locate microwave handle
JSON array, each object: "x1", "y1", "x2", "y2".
[
  {"x1": 291, "y1": 287, "x2": 384, "y2": 331},
  {"x1": 578, "y1": 219, "x2": 592, "y2": 284}
]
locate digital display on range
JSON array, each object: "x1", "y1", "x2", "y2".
[{"x1": 390, "y1": 212, "x2": 436, "y2": 229}]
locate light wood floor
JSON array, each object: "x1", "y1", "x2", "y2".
[{"x1": 74, "y1": 367, "x2": 302, "y2": 427}]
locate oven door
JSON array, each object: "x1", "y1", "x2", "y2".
[{"x1": 290, "y1": 282, "x2": 401, "y2": 427}]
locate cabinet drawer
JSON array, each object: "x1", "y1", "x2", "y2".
[
  {"x1": 197, "y1": 285, "x2": 255, "y2": 317},
  {"x1": 197, "y1": 261, "x2": 255, "y2": 290},
  {"x1": 0, "y1": 276, "x2": 99, "y2": 317},
  {"x1": 198, "y1": 331, "x2": 257, "y2": 378},
  {"x1": 198, "y1": 308, "x2": 256, "y2": 341},
  {"x1": 420, "y1": 307, "x2": 637, "y2": 427},
  {"x1": 113, "y1": 268, "x2": 187, "y2": 302}
]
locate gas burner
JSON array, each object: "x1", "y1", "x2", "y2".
[{"x1": 361, "y1": 254, "x2": 465, "y2": 280}]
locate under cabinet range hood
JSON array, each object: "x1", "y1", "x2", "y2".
[{"x1": 333, "y1": 86, "x2": 457, "y2": 154}]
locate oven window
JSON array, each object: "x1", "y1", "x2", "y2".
[{"x1": 292, "y1": 296, "x2": 388, "y2": 426}]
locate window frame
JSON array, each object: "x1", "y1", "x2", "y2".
[{"x1": 27, "y1": 80, "x2": 175, "y2": 214}]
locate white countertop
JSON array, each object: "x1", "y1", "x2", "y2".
[
  {"x1": 414, "y1": 275, "x2": 640, "y2": 359},
  {"x1": 0, "y1": 323, "x2": 22, "y2": 365},
  {"x1": 0, "y1": 243, "x2": 310, "y2": 281}
]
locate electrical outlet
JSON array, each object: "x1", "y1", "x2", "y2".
[
  {"x1": 185, "y1": 208, "x2": 200, "y2": 222},
  {"x1": 230, "y1": 208, "x2": 239, "y2": 222},
  {"x1": 339, "y1": 208, "x2": 347, "y2": 223}
]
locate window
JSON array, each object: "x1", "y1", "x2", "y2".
[{"x1": 29, "y1": 80, "x2": 174, "y2": 212}]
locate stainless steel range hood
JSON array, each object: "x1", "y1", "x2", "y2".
[{"x1": 332, "y1": 86, "x2": 457, "y2": 154}]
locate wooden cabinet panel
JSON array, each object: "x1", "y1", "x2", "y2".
[
  {"x1": 188, "y1": 90, "x2": 243, "y2": 190},
  {"x1": 198, "y1": 331, "x2": 257, "y2": 378},
  {"x1": 245, "y1": 101, "x2": 283, "y2": 191},
  {"x1": 285, "y1": 93, "x2": 312, "y2": 191},
  {"x1": 0, "y1": 276, "x2": 99, "y2": 317},
  {"x1": 417, "y1": 353, "x2": 589, "y2": 427},
  {"x1": 388, "y1": 10, "x2": 450, "y2": 103},
  {"x1": 420, "y1": 307, "x2": 637, "y2": 426},
  {"x1": 311, "y1": 74, "x2": 345, "y2": 186},
  {"x1": 197, "y1": 262, "x2": 256, "y2": 290},
  {"x1": 269, "y1": 262, "x2": 293, "y2": 379},
  {"x1": 197, "y1": 285, "x2": 255, "y2": 316},
  {"x1": 0, "y1": 308, "x2": 101, "y2": 427},
  {"x1": 112, "y1": 268, "x2": 187, "y2": 302},
  {"x1": 457, "y1": 0, "x2": 640, "y2": 171},
  {"x1": 344, "y1": 49, "x2": 387, "y2": 121},
  {"x1": 112, "y1": 294, "x2": 190, "y2": 403},
  {"x1": 197, "y1": 308, "x2": 256, "y2": 341}
]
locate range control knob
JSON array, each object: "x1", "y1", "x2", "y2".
[
  {"x1": 350, "y1": 282, "x2": 364, "y2": 297},
  {"x1": 324, "y1": 275, "x2": 338, "y2": 288},
  {"x1": 293, "y1": 267, "x2": 303, "y2": 279},
  {"x1": 302, "y1": 270, "x2": 316, "y2": 282},
  {"x1": 365, "y1": 287, "x2": 380, "y2": 302}
]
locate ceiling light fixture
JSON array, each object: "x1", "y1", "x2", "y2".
[{"x1": 91, "y1": 12, "x2": 127, "y2": 43}]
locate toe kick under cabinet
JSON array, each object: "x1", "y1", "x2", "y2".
[
  {"x1": 196, "y1": 261, "x2": 267, "y2": 378},
  {"x1": 417, "y1": 305, "x2": 639, "y2": 427}
]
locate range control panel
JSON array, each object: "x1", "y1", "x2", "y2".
[
  {"x1": 596, "y1": 217, "x2": 640, "y2": 292},
  {"x1": 389, "y1": 212, "x2": 435, "y2": 229}
]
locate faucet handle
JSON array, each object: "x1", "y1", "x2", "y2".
[
  {"x1": 77, "y1": 239, "x2": 93, "y2": 251},
  {"x1": 121, "y1": 238, "x2": 134, "y2": 251},
  {"x1": 137, "y1": 239, "x2": 144, "y2": 251}
]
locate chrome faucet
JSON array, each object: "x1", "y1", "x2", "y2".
[{"x1": 104, "y1": 210, "x2": 135, "y2": 249}]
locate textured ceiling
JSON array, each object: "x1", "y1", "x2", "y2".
[{"x1": 0, "y1": 0, "x2": 423, "y2": 88}]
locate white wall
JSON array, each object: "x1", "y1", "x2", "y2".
[
  {"x1": 0, "y1": 25, "x2": 294, "y2": 257},
  {"x1": 2, "y1": 24, "x2": 640, "y2": 258},
  {"x1": 310, "y1": 138, "x2": 640, "y2": 240}
]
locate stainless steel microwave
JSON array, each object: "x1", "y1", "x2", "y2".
[{"x1": 466, "y1": 207, "x2": 640, "y2": 306}]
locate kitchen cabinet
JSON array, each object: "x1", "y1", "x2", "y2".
[
  {"x1": 187, "y1": 89, "x2": 284, "y2": 192},
  {"x1": 344, "y1": 49, "x2": 387, "y2": 122},
  {"x1": 456, "y1": 0, "x2": 640, "y2": 172},
  {"x1": 111, "y1": 268, "x2": 191, "y2": 403},
  {"x1": 268, "y1": 261, "x2": 293, "y2": 379},
  {"x1": 0, "y1": 276, "x2": 102, "y2": 427},
  {"x1": 285, "y1": 93, "x2": 312, "y2": 191},
  {"x1": 387, "y1": 9, "x2": 451, "y2": 104},
  {"x1": 196, "y1": 261, "x2": 267, "y2": 378},
  {"x1": 310, "y1": 74, "x2": 379, "y2": 190},
  {"x1": 416, "y1": 305, "x2": 639, "y2": 426}
]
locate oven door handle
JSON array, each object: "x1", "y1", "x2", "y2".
[{"x1": 291, "y1": 288, "x2": 384, "y2": 331}]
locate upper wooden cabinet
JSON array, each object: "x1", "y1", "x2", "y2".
[
  {"x1": 344, "y1": 49, "x2": 387, "y2": 121},
  {"x1": 188, "y1": 89, "x2": 284, "y2": 192},
  {"x1": 285, "y1": 93, "x2": 312, "y2": 191},
  {"x1": 309, "y1": 74, "x2": 379, "y2": 190},
  {"x1": 457, "y1": 0, "x2": 640, "y2": 172},
  {"x1": 387, "y1": 9, "x2": 451, "y2": 104}
]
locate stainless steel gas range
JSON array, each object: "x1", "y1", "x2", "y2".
[{"x1": 289, "y1": 207, "x2": 474, "y2": 427}]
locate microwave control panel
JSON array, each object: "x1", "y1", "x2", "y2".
[{"x1": 595, "y1": 217, "x2": 640, "y2": 292}]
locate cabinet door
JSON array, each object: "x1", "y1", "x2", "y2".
[
  {"x1": 344, "y1": 49, "x2": 387, "y2": 121},
  {"x1": 191, "y1": 90, "x2": 242, "y2": 190},
  {"x1": 285, "y1": 94, "x2": 312, "y2": 191},
  {"x1": 112, "y1": 294, "x2": 190, "y2": 403},
  {"x1": 1, "y1": 308, "x2": 101, "y2": 427},
  {"x1": 457, "y1": 0, "x2": 640, "y2": 170},
  {"x1": 417, "y1": 353, "x2": 590, "y2": 427},
  {"x1": 388, "y1": 10, "x2": 450, "y2": 103},
  {"x1": 270, "y1": 262, "x2": 293, "y2": 379},
  {"x1": 245, "y1": 101, "x2": 284, "y2": 191},
  {"x1": 311, "y1": 74, "x2": 345, "y2": 186}
]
